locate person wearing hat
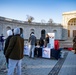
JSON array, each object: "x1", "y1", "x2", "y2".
[
  {"x1": 5, "y1": 27, "x2": 24, "y2": 75},
  {"x1": 4, "y1": 29, "x2": 13, "y2": 71}
]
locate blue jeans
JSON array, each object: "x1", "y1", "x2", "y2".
[
  {"x1": 7, "y1": 59, "x2": 22, "y2": 75},
  {"x1": 29, "y1": 45, "x2": 35, "y2": 58}
]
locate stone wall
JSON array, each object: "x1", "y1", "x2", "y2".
[{"x1": 0, "y1": 16, "x2": 63, "y2": 40}]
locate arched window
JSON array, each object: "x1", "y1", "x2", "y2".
[
  {"x1": 20, "y1": 28, "x2": 23, "y2": 35},
  {"x1": 20, "y1": 28, "x2": 24, "y2": 38},
  {"x1": 30, "y1": 29, "x2": 34, "y2": 33},
  {"x1": 6, "y1": 26, "x2": 11, "y2": 30},
  {"x1": 68, "y1": 18, "x2": 76, "y2": 26},
  {"x1": 53, "y1": 30, "x2": 57, "y2": 32},
  {"x1": 41, "y1": 29, "x2": 46, "y2": 39}
]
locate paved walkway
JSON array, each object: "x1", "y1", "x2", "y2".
[
  {"x1": 58, "y1": 51, "x2": 76, "y2": 75},
  {"x1": 0, "y1": 50, "x2": 76, "y2": 75}
]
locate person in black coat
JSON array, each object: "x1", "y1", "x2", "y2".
[
  {"x1": 39, "y1": 37, "x2": 44, "y2": 47},
  {"x1": 0, "y1": 34, "x2": 4, "y2": 50},
  {"x1": 4, "y1": 30, "x2": 13, "y2": 69},
  {"x1": 73, "y1": 36, "x2": 76, "y2": 54},
  {"x1": 45, "y1": 34, "x2": 49, "y2": 47}
]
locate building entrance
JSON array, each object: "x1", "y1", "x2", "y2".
[{"x1": 68, "y1": 18, "x2": 76, "y2": 37}]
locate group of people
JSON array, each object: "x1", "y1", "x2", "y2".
[
  {"x1": 0, "y1": 27, "x2": 50, "y2": 75},
  {"x1": 1, "y1": 28, "x2": 51, "y2": 75},
  {"x1": 28, "y1": 33, "x2": 50, "y2": 58},
  {"x1": 1, "y1": 28, "x2": 76, "y2": 75},
  {"x1": 3, "y1": 27, "x2": 24, "y2": 75}
]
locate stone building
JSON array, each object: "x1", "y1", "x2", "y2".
[
  {"x1": 0, "y1": 11, "x2": 76, "y2": 40},
  {"x1": 0, "y1": 16, "x2": 62, "y2": 40},
  {"x1": 62, "y1": 11, "x2": 76, "y2": 39}
]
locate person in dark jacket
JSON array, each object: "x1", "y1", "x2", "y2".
[
  {"x1": 39, "y1": 37, "x2": 44, "y2": 47},
  {"x1": 0, "y1": 34, "x2": 4, "y2": 50},
  {"x1": 5, "y1": 27, "x2": 24, "y2": 75},
  {"x1": 73, "y1": 36, "x2": 76, "y2": 54},
  {"x1": 28, "y1": 32, "x2": 37, "y2": 58},
  {"x1": 45, "y1": 34, "x2": 49, "y2": 47},
  {"x1": 4, "y1": 30, "x2": 13, "y2": 70}
]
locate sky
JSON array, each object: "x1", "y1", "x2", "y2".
[{"x1": 0, "y1": 0, "x2": 76, "y2": 23}]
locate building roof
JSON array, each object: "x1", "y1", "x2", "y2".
[
  {"x1": 62, "y1": 11, "x2": 76, "y2": 15},
  {"x1": 0, "y1": 16, "x2": 62, "y2": 27}
]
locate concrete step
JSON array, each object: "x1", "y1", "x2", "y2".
[{"x1": 59, "y1": 40, "x2": 73, "y2": 48}]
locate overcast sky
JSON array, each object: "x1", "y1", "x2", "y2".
[{"x1": 0, "y1": 0, "x2": 76, "y2": 23}]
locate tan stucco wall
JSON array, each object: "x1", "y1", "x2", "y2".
[{"x1": 62, "y1": 11, "x2": 76, "y2": 39}]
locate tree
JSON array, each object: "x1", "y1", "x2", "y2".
[
  {"x1": 26, "y1": 15, "x2": 34, "y2": 23},
  {"x1": 48, "y1": 19, "x2": 53, "y2": 23},
  {"x1": 41, "y1": 19, "x2": 46, "y2": 23}
]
